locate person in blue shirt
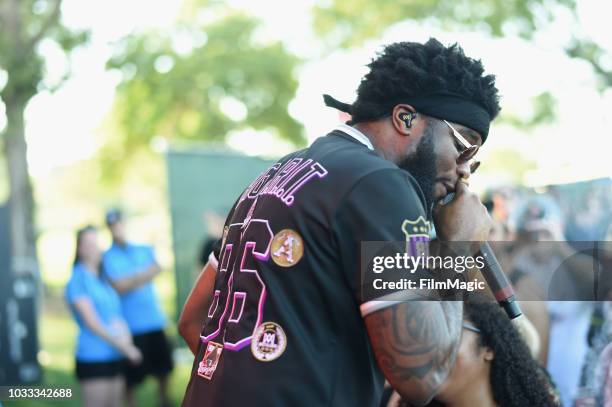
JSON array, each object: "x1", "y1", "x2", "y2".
[
  {"x1": 102, "y1": 210, "x2": 173, "y2": 407},
  {"x1": 66, "y1": 225, "x2": 142, "y2": 407}
]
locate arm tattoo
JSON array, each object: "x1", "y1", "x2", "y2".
[{"x1": 365, "y1": 301, "x2": 462, "y2": 404}]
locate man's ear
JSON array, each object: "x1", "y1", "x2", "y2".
[{"x1": 391, "y1": 104, "x2": 417, "y2": 136}]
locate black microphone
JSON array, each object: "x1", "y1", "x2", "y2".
[{"x1": 441, "y1": 193, "x2": 522, "y2": 319}]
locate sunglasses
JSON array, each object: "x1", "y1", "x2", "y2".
[{"x1": 442, "y1": 119, "x2": 480, "y2": 174}]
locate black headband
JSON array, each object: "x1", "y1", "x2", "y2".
[{"x1": 323, "y1": 93, "x2": 491, "y2": 143}]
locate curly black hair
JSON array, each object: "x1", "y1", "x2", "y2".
[
  {"x1": 463, "y1": 299, "x2": 558, "y2": 407},
  {"x1": 395, "y1": 299, "x2": 558, "y2": 407},
  {"x1": 351, "y1": 38, "x2": 501, "y2": 123}
]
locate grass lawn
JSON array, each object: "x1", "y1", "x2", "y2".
[{"x1": 4, "y1": 291, "x2": 194, "y2": 407}]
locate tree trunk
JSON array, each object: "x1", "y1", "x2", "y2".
[{"x1": 3, "y1": 100, "x2": 38, "y2": 276}]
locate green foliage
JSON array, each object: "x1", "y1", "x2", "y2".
[
  {"x1": 481, "y1": 148, "x2": 537, "y2": 183},
  {"x1": 312, "y1": 0, "x2": 612, "y2": 130},
  {"x1": 500, "y1": 91, "x2": 557, "y2": 129},
  {"x1": 105, "y1": 10, "x2": 303, "y2": 176},
  {"x1": 0, "y1": 0, "x2": 88, "y2": 267},
  {"x1": 566, "y1": 37, "x2": 612, "y2": 90},
  {"x1": 313, "y1": 0, "x2": 576, "y2": 49},
  {"x1": 0, "y1": 0, "x2": 88, "y2": 103},
  {"x1": 313, "y1": 0, "x2": 612, "y2": 92}
]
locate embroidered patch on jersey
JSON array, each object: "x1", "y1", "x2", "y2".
[
  {"x1": 271, "y1": 229, "x2": 304, "y2": 267},
  {"x1": 401, "y1": 216, "x2": 431, "y2": 257},
  {"x1": 251, "y1": 322, "x2": 287, "y2": 362},
  {"x1": 197, "y1": 341, "x2": 223, "y2": 380}
]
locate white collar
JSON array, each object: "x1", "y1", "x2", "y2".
[{"x1": 334, "y1": 124, "x2": 374, "y2": 150}]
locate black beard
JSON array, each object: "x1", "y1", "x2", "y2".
[{"x1": 397, "y1": 126, "x2": 437, "y2": 217}]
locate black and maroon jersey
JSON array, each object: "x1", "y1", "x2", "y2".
[{"x1": 182, "y1": 125, "x2": 429, "y2": 407}]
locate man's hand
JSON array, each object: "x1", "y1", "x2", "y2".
[{"x1": 432, "y1": 179, "x2": 492, "y2": 244}]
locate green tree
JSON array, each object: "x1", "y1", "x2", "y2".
[
  {"x1": 105, "y1": 8, "x2": 303, "y2": 178},
  {"x1": 0, "y1": 0, "x2": 86, "y2": 270},
  {"x1": 313, "y1": 0, "x2": 612, "y2": 88}
]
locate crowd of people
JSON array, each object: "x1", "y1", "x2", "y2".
[
  {"x1": 482, "y1": 182, "x2": 611, "y2": 406},
  {"x1": 65, "y1": 210, "x2": 174, "y2": 407}
]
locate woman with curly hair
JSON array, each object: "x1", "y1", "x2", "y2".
[{"x1": 383, "y1": 297, "x2": 559, "y2": 407}]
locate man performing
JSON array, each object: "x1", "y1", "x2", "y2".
[{"x1": 179, "y1": 38, "x2": 500, "y2": 406}]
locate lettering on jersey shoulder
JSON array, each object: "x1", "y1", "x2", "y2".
[
  {"x1": 238, "y1": 158, "x2": 328, "y2": 207},
  {"x1": 197, "y1": 341, "x2": 224, "y2": 380},
  {"x1": 271, "y1": 229, "x2": 304, "y2": 267},
  {"x1": 242, "y1": 197, "x2": 258, "y2": 229},
  {"x1": 401, "y1": 216, "x2": 431, "y2": 257},
  {"x1": 220, "y1": 225, "x2": 229, "y2": 249},
  {"x1": 251, "y1": 322, "x2": 287, "y2": 362}
]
